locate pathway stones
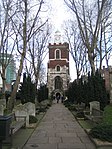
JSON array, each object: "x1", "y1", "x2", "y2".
[{"x1": 23, "y1": 103, "x2": 96, "y2": 149}]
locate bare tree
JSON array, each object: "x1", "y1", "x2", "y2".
[
  {"x1": 8, "y1": 0, "x2": 49, "y2": 111},
  {"x1": 64, "y1": 0, "x2": 111, "y2": 74},
  {"x1": 0, "y1": 0, "x2": 16, "y2": 98},
  {"x1": 96, "y1": 0, "x2": 112, "y2": 69},
  {"x1": 64, "y1": 20, "x2": 88, "y2": 81},
  {"x1": 27, "y1": 23, "x2": 51, "y2": 90}
]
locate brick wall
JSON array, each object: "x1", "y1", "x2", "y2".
[
  {"x1": 47, "y1": 42, "x2": 70, "y2": 96},
  {"x1": 48, "y1": 60, "x2": 69, "y2": 68}
]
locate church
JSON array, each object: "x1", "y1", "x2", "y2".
[{"x1": 47, "y1": 31, "x2": 70, "y2": 99}]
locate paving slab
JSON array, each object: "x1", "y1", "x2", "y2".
[{"x1": 23, "y1": 103, "x2": 96, "y2": 149}]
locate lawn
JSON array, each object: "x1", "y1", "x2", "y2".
[{"x1": 78, "y1": 119, "x2": 96, "y2": 129}]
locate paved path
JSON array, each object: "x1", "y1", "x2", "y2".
[{"x1": 23, "y1": 102, "x2": 96, "y2": 149}]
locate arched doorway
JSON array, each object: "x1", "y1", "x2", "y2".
[{"x1": 56, "y1": 92, "x2": 61, "y2": 99}]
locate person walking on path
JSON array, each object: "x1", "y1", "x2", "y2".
[
  {"x1": 56, "y1": 95, "x2": 60, "y2": 103},
  {"x1": 61, "y1": 96, "x2": 64, "y2": 103},
  {"x1": 23, "y1": 103, "x2": 96, "y2": 149}
]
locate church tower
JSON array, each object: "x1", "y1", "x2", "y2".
[{"x1": 47, "y1": 31, "x2": 70, "y2": 98}]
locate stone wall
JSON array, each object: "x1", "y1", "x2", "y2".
[{"x1": 48, "y1": 66, "x2": 69, "y2": 96}]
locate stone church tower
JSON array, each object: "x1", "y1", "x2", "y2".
[{"x1": 47, "y1": 31, "x2": 70, "y2": 98}]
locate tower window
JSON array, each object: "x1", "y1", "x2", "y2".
[
  {"x1": 55, "y1": 76, "x2": 63, "y2": 90},
  {"x1": 56, "y1": 65, "x2": 60, "y2": 71},
  {"x1": 55, "y1": 49, "x2": 61, "y2": 59}
]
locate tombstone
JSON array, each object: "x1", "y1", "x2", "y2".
[
  {"x1": 89, "y1": 101, "x2": 100, "y2": 115},
  {"x1": 16, "y1": 110, "x2": 29, "y2": 127},
  {"x1": 13, "y1": 104, "x2": 29, "y2": 127},
  {"x1": 24, "y1": 102, "x2": 35, "y2": 116},
  {"x1": 0, "y1": 105, "x2": 4, "y2": 116},
  {"x1": 13, "y1": 102, "x2": 36, "y2": 127}
]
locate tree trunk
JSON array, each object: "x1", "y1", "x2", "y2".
[
  {"x1": 88, "y1": 51, "x2": 95, "y2": 74},
  {"x1": 9, "y1": 0, "x2": 27, "y2": 112},
  {"x1": 2, "y1": 67, "x2": 6, "y2": 99},
  {"x1": 9, "y1": 55, "x2": 25, "y2": 111}
]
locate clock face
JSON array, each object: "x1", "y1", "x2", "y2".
[
  {"x1": 56, "y1": 36, "x2": 60, "y2": 41},
  {"x1": 55, "y1": 35, "x2": 60, "y2": 43}
]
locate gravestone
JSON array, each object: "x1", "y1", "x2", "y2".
[
  {"x1": 13, "y1": 102, "x2": 36, "y2": 127},
  {"x1": 89, "y1": 101, "x2": 100, "y2": 115},
  {"x1": 24, "y1": 102, "x2": 35, "y2": 116},
  {"x1": 13, "y1": 104, "x2": 29, "y2": 127}
]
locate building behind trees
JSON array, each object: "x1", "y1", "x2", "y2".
[{"x1": 0, "y1": 54, "x2": 16, "y2": 91}]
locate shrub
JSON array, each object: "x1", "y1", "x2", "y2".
[
  {"x1": 63, "y1": 100, "x2": 71, "y2": 107},
  {"x1": 103, "y1": 105, "x2": 112, "y2": 124},
  {"x1": 29, "y1": 115, "x2": 38, "y2": 124},
  {"x1": 19, "y1": 73, "x2": 36, "y2": 104},
  {"x1": 76, "y1": 111, "x2": 85, "y2": 118},
  {"x1": 68, "y1": 105, "x2": 76, "y2": 111},
  {"x1": 47, "y1": 103, "x2": 52, "y2": 107},
  {"x1": 63, "y1": 101, "x2": 77, "y2": 111},
  {"x1": 89, "y1": 123, "x2": 112, "y2": 142},
  {"x1": 4, "y1": 108, "x2": 9, "y2": 115}
]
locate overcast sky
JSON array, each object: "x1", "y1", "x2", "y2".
[{"x1": 49, "y1": 0, "x2": 67, "y2": 29}]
